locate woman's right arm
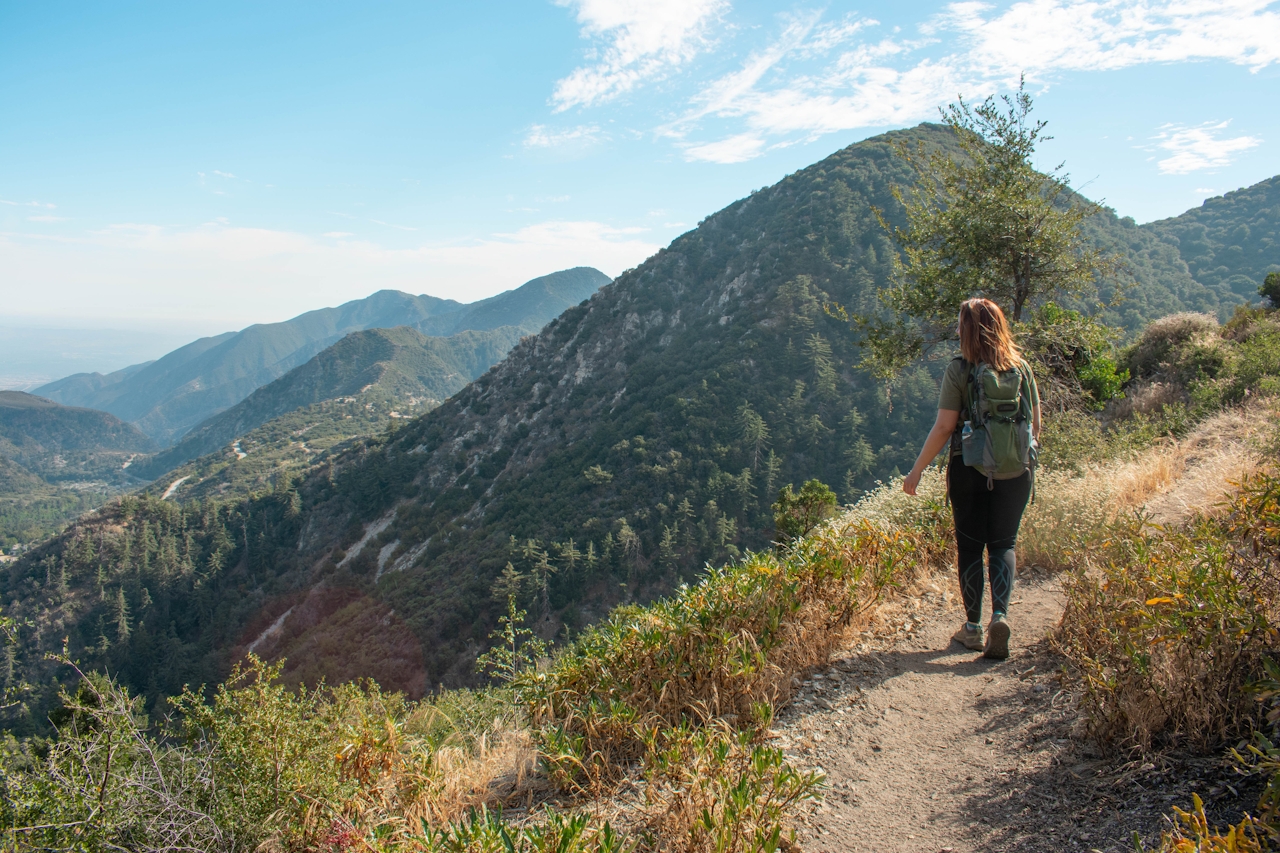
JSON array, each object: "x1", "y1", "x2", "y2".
[{"x1": 903, "y1": 408, "x2": 959, "y2": 496}]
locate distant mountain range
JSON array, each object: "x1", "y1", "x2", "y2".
[
  {"x1": 134, "y1": 325, "x2": 526, "y2": 489},
  {"x1": 1144, "y1": 174, "x2": 1280, "y2": 302},
  {"x1": 37, "y1": 267, "x2": 610, "y2": 445}
]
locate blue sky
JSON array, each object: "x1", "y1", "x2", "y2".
[{"x1": 2, "y1": 0, "x2": 1278, "y2": 337}]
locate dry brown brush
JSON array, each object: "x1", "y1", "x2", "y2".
[{"x1": 1055, "y1": 473, "x2": 1280, "y2": 752}]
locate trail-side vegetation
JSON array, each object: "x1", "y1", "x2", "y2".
[
  {"x1": 1, "y1": 298, "x2": 1278, "y2": 850},
  {"x1": 1037, "y1": 300, "x2": 1280, "y2": 849}
]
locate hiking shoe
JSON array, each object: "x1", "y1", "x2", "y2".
[
  {"x1": 984, "y1": 615, "x2": 1011, "y2": 660},
  {"x1": 952, "y1": 622, "x2": 984, "y2": 651}
]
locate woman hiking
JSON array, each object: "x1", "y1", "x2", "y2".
[{"x1": 901, "y1": 298, "x2": 1041, "y2": 660}]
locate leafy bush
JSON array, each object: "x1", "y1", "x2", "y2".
[
  {"x1": 1150, "y1": 794, "x2": 1268, "y2": 852},
  {"x1": 1123, "y1": 312, "x2": 1223, "y2": 383},
  {"x1": 0, "y1": 655, "x2": 534, "y2": 852},
  {"x1": 771, "y1": 479, "x2": 838, "y2": 544},
  {"x1": 638, "y1": 724, "x2": 821, "y2": 853},
  {"x1": 0, "y1": 663, "x2": 227, "y2": 852},
  {"x1": 1018, "y1": 302, "x2": 1129, "y2": 412},
  {"x1": 1262, "y1": 272, "x2": 1280, "y2": 307}
]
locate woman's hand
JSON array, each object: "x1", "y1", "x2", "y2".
[{"x1": 903, "y1": 468, "x2": 922, "y2": 496}]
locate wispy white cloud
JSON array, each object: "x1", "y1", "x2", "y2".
[
  {"x1": 946, "y1": 0, "x2": 1280, "y2": 77},
  {"x1": 684, "y1": 133, "x2": 766, "y2": 163},
  {"x1": 1151, "y1": 120, "x2": 1261, "y2": 173},
  {"x1": 552, "y1": 0, "x2": 727, "y2": 111},
  {"x1": 1, "y1": 199, "x2": 56, "y2": 208},
  {"x1": 609, "y1": 0, "x2": 1280, "y2": 163},
  {"x1": 323, "y1": 231, "x2": 355, "y2": 238},
  {"x1": 212, "y1": 170, "x2": 237, "y2": 178},
  {"x1": 524, "y1": 123, "x2": 606, "y2": 149},
  {"x1": 370, "y1": 219, "x2": 418, "y2": 232},
  {"x1": 0, "y1": 219, "x2": 658, "y2": 323}
]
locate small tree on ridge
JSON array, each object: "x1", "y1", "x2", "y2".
[{"x1": 859, "y1": 78, "x2": 1118, "y2": 377}]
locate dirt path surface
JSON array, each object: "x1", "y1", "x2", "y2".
[{"x1": 776, "y1": 570, "x2": 1258, "y2": 853}]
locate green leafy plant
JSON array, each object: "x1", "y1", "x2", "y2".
[
  {"x1": 1055, "y1": 473, "x2": 1280, "y2": 751},
  {"x1": 1261, "y1": 271, "x2": 1280, "y2": 307},
  {"x1": 772, "y1": 479, "x2": 838, "y2": 545},
  {"x1": 858, "y1": 78, "x2": 1116, "y2": 376}
]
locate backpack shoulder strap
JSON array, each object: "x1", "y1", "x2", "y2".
[
  {"x1": 1015, "y1": 358, "x2": 1035, "y2": 418},
  {"x1": 964, "y1": 358, "x2": 985, "y2": 423},
  {"x1": 950, "y1": 357, "x2": 975, "y2": 421}
]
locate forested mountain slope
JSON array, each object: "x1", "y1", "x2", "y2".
[
  {"x1": 0, "y1": 392, "x2": 153, "y2": 485},
  {"x1": 1144, "y1": 174, "x2": 1280, "y2": 303},
  {"x1": 35, "y1": 268, "x2": 608, "y2": 445},
  {"x1": 0, "y1": 392, "x2": 154, "y2": 548},
  {"x1": 134, "y1": 325, "x2": 525, "y2": 483},
  {"x1": 2, "y1": 124, "x2": 1265, "y2": 721}
]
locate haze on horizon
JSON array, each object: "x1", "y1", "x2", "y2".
[{"x1": 2, "y1": 0, "x2": 1278, "y2": 338}]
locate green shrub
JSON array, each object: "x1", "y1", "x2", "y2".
[
  {"x1": 1262, "y1": 271, "x2": 1280, "y2": 306},
  {"x1": 0, "y1": 663, "x2": 227, "y2": 852},
  {"x1": 1123, "y1": 313, "x2": 1222, "y2": 383},
  {"x1": 1018, "y1": 302, "x2": 1128, "y2": 411},
  {"x1": 771, "y1": 479, "x2": 838, "y2": 544}
]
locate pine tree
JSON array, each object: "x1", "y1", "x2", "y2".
[
  {"x1": 738, "y1": 403, "x2": 770, "y2": 471},
  {"x1": 491, "y1": 562, "x2": 525, "y2": 604},
  {"x1": 806, "y1": 333, "x2": 838, "y2": 396},
  {"x1": 113, "y1": 588, "x2": 131, "y2": 642}
]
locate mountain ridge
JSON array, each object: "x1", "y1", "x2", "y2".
[
  {"x1": 36, "y1": 268, "x2": 609, "y2": 445},
  {"x1": 133, "y1": 325, "x2": 527, "y2": 484}
]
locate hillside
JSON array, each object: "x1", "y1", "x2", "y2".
[
  {"x1": 36, "y1": 267, "x2": 609, "y2": 445},
  {"x1": 134, "y1": 325, "x2": 525, "y2": 484},
  {"x1": 0, "y1": 391, "x2": 153, "y2": 547},
  {"x1": 1146, "y1": 174, "x2": 1280, "y2": 302},
  {"x1": 5, "y1": 401, "x2": 1276, "y2": 851},
  {"x1": 0, "y1": 391, "x2": 155, "y2": 470}
]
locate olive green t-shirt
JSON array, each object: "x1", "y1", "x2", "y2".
[{"x1": 938, "y1": 357, "x2": 1040, "y2": 415}]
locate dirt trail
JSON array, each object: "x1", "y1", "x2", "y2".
[
  {"x1": 778, "y1": 407, "x2": 1272, "y2": 852},
  {"x1": 777, "y1": 571, "x2": 1257, "y2": 852}
]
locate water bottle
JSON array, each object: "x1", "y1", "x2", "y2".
[{"x1": 961, "y1": 420, "x2": 981, "y2": 466}]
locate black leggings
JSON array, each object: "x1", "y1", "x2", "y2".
[{"x1": 948, "y1": 459, "x2": 1032, "y2": 625}]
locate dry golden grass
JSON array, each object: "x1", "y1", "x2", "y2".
[
  {"x1": 1017, "y1": 402, "x2": 1272, "y2": 572},
  {"x1": 346, "y1": 722, "x2": 539, "y2": 833},
  {"x1": 526, "y1": 513, "x2": 948, "y2": 789}
]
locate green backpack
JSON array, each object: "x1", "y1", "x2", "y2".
[{"x1": 959, "y1": 359, "x2": 1037, "y2": 486}]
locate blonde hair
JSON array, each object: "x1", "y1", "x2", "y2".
[{"x1": 958, "y1": 298, "x2": 1020, "y2": 371}]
